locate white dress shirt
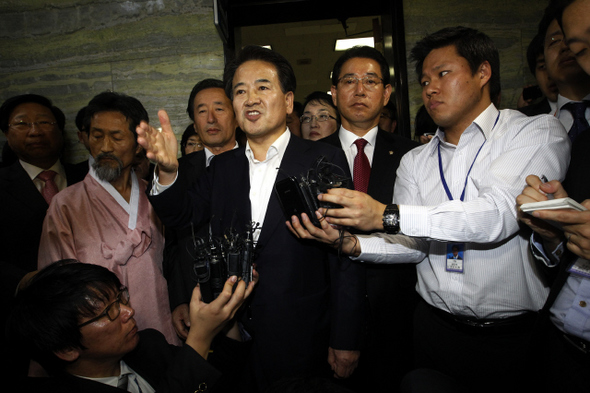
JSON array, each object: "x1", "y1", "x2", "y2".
[
  {"x1": 78, "y1": 360, "x2": 155, "y2": 393},
  {"x1": 151, "y1": 131, "x2": 291, "y2": 242},
  {"x1": 356, "y1": 104, "x2": 571, "y2": 319},
  {"x1": 204, "y1": 140, "x2": 240, "y2": 167},
  {"x1": 246, "y1": 129, "x2": 291, "y2": 241},
  {"x1": 554, "y1": 93, "x2": 590, "y2": 130},
  {"x1": 338, "y1": 125, "x2": 378, "y2": 173},
  {"x1": 20, "y1": 159, "x2": 67, "y2": 193}
]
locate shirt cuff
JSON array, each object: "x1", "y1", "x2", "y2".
[
  {"x1": 150, "y1": 166, "x2": 178, "y2": 196},
  {"x1": 531, "y1": 232, "x2": 564, "y2": 267},
  {"x1": 399, "y1": 204, "x2": 429, "y2": 237}
]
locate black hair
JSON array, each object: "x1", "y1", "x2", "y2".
[
  {"x1": 382, "y1": 100, "x2": 398, "y2": 121},
  {"x1": 83, "y1": 91, "x2": 149, "y2": 141},
  {"x1": 0, "y1": 94, "x2": 66, "y2": 133},
  {"x1": 6, "y1": 260, "x2": 122, "y2": 375},
  {"x1": 537, "y1": 1, "x2": 562, "y2": 43},
  {"x1": 331, "y1": 45, "x2": 391, "y2": 86},
  {"x1": 292, "y1": 101, "x2": 304, "y2": 118},
  {"x1": 75, "y1": 106, "x2": 86, "y2": 132},
  {"x1": 180, "y1": 123, "x2": 198, "y2": 156},
  {"x1": 303, "y1": 91, "x2": 341, "y2": 125},
  {"x1": 410, "y1": 26, "x2": 501, "y2": 105},
  {"x1": 526, "y1": 34, "x2": 546, "y2": 76},
  {"x1": 186, "y1": 79, "x2": 226, "y2": 121},
  {"x1": 223, "y1": 45, "x2": 296, "y2": 99}
]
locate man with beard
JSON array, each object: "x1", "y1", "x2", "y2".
[{"x1": 38, "y1": 92, "x2": 180, "y2": 345}]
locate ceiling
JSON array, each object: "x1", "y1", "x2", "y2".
[{"x1": 238, "y1": 16, "x2": 380, "y2": 103}]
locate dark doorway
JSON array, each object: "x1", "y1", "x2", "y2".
[{"x1": 215, "y1": 0, "x2": 411, "y2": 138}]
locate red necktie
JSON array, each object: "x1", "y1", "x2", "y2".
[
  {"x1": 353, "y1": 138, "x2": 370, "y2": 193},
  {"x1": 37, "y1": 170, "x2": 59, "y2": 205}
]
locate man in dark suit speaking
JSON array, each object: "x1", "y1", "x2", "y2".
[
  {"x1": 319, "y1": 45, "x2": 419, "y2": 391},
  {"x1": 137, "y1": 45, "x2": 365, "y2": 392}
]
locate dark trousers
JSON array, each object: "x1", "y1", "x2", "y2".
[
  {"x1": 412, "y1": 300, "x2": 536, "y2": 393},
  {"x1": 530, "y1": 319, "x2": 590, "y2": 393}
]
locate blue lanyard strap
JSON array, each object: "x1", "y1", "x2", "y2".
[{"x1": 438, "y1": 113, "x2": 500, "y2": 201}]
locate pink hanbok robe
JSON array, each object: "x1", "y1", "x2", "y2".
[{"x1": 38, "y1": 171, "x2": 179, "y2": 345}]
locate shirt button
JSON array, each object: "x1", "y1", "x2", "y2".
[{"x1": 580, "y1": 301, "x2": 587, "y2": 308}]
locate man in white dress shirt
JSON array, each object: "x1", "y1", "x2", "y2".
[{"x1": 288, "y1": 26, "x2": 571, "y2": 393}]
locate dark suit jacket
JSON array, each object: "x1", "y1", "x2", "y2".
[
  {"x1": 563, "y1": 127, "x2": 590, "y2": 203},
  {"x1": 0, "y1": 160, "x2": 86, "y2": 292},
  {"x1": 149, "y1": 135, "x2": 365, "y2": 390},
  {"x1": 1, "y1": 160, "x2": 86, "y2": 378},
  {"x1": 163, "y1": 150, "x2": 209, "y2": 309},
  {"x1": 319, "y1": 129, "x2": 420, "y2": 390},
  {"x1": 17, "y1": 329, "x2": 226, "y2": 393},
  {"x1": 518, "y1": 98, "x2": 552, "y2": 117}
]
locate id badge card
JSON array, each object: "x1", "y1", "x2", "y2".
[
  {"x1": 568, "y1": 259, "x2": 590, "y2": 279},
  {"x1": 446, "y1": 243, "x2": 465, "y2": 273}
]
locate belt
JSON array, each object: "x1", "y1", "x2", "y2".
[{"x1": 427, "y1": 302, "x2": 536, "y2": 330}]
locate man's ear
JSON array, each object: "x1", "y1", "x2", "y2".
[
  {"x1": 54, "y1": 347, "x2": 81, "y2": 362},
  {"x1": 331, "y1": 85, "x2": 338, "y2": 107},
  {"x1": 383, "y1": 84, "x2": 393, "y2": 106},
  {"x1": 285, "y1": 91, "x2": 294, "y2": 115},
  {"x1": 478, "y1": 61, "x2": 492, "y2": 88}
]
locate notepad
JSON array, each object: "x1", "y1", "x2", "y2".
[{"x1": 520, "y1": 197, "x2": 587, "y2": 213}]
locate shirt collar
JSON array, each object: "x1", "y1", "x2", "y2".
[
  {"x1": 75, "y1": 360, "x2": 136, "y2": 389},
  {"x1": 555, "y1": 93, "x2": 590, "y2": 116},
  {"x1": 339, "y1": 125, "x2": 379, "y2": 148},
  {"x1": 245, "y1": 128, "x2": 291, "y2": 163},
  {"x1": 426, "y1": 103, "x2": 497, "y2": 155},
  {"x1": 204, "y1": 141, "x2": 239, "y2": 167},
  {"x1": 20, "y1": 159, "x2": 65, "y2": 181}
]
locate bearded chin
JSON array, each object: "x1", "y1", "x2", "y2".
[{"x1": 92, "y1": 155, "x2": 123, "y2": 182}]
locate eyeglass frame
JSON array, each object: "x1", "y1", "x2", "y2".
[
  {"x1": 78, "y1": 287, "x2": 130, "y2": 327},
  {"x1": 300, "y1": 114, "x2": 338, "y2": 124},
  {"x1": 336, "y1": 75, "x2": 384, "y2": 90},
  {"x1": 7, "y1": 121, "x2": 58, "y2": 131}
]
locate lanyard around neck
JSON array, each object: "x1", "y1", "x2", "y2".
[{"x1": 438, "y1": 113, "x2": 499, "y2": 201}]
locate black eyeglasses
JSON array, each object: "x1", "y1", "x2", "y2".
[
  {"x1": 300, "y1": 114, "x2": 337, "y2": 124},
  {"x1": 78, "y1": 287, "x2": 130, "y2": 327}
]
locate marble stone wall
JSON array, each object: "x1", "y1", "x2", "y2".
[
  {"x1": 402, "y1": 0, "x2": 547, "y2": 132},
  {"x1": 0, "y1": 0, "x2": 224, "y2": 163},
  {"x1": 0, "y1": 0, "x2": 549, "y2": 162}
]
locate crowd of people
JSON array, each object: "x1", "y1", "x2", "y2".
[{"x1": 1, "y1": 0, "x2": 589, "y2": 392}]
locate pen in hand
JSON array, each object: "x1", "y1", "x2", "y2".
[{"x1": 540, "y1": 175, "x2": 555, "y2": 200}]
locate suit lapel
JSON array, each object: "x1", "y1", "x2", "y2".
[
  {"x1": 257, "y1": 137, "x2": 311, "y2": 246},
  {"x1": 4, "y1": 161, "x2": 48, "y2": 210},
  {"x1": 367, "y1": 129, "x2": 397, "y2": 203}
]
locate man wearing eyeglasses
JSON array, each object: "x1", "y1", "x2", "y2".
[
  {"x1": 8, "y1": 260, "x2": 255, "y2": 393},
  {"x1": 318, "y1": 45, "x2": 419, "y2": 391},
  {"x1": 289, "y1": 27, "x2": 570, "y2": 392},
  {"x1": 0, "y1": 94, "x2": 86, "y2": 377}
]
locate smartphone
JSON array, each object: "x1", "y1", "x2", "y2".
[
  {"x1": 523, "y1": 85, "x2": 543, "y2": 101},
  {"x1": 274, "y1": 177, "x2": 321, "y2": 227}
]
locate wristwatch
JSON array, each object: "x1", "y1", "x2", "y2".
[{"x1": 382, "y1": 204, "x2": 400, "y2": 234}]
